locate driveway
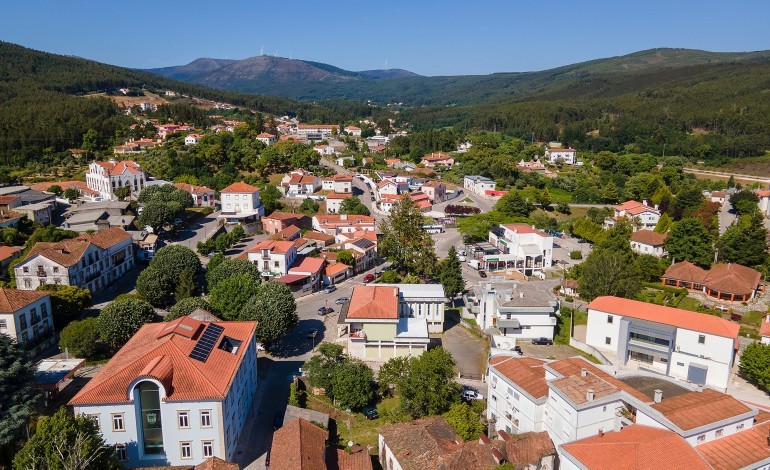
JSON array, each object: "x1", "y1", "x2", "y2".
[{"x1": 435, "y1": 309, "x2": 488, "y2": 380}]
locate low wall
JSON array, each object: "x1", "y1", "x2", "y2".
[{"x1": 569, "y1": 337, "x2": 613, "y2": 365}]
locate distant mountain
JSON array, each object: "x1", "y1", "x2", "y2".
[
  {"x1": 150, "y1": 57, "x2": 237, "y2": 81},
  {"x1": 148, "y1": 48, "x2": 770, "y2": 105}
]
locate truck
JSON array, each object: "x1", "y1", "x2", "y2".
[{"x1": 468, "y1": 259, "x2": 481, "y2": 270}]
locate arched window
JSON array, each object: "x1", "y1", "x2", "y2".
[{"x1": 137, "y1": 381, "x2": 164, "y2": 455}]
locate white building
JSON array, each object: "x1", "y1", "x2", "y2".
[
  {"x1": 218, "y1": 182, "x2": 264, "y2": 224},
  {"x1": 295, "y1": 124, "x2": 338, "y2": 141},
  {"x1": 758, "y1": 189, "x2": 770, "y2": 216},
  {"x1": 630, "y1": 230, "x2": 667, "y2": 257},
  {"x1": 344, "y1": 125, "x2": 362, "y2": 137},
  {"x1": 606, "y1": 200, "x2": 660, "y2": 231},
  {"x1": 85, "y1": 160, "x2": 147, "y2": 201},
  {"x1": 0, "y1": 288, "x2": 55, "y2": 356},
  {"x1": 325, "y1": 193, "x2": 351, "y2": 213},
  {"x1": 14, "y1": 201, "x2": 54, "y2": 225},
  {"x1": 487, "y1": 355, "x2": 550, "y2": 435},
  {"x1": 585, "y1": 296, "x2": 739, "y2": 391},
  {"x1": 331, "y1": 174, "x2": 353, "y2": 194},
  {"x1": 544, "y1": 148, "x2": 578, "y2": 165},
  {"x1": 376, "y1": 283, "x2": 447, "y2": 333},
  {"x1": 69, "y1": 316, "x2": 258, "y2": 468},
  {"x1": 487, "y1": 224, "x2": 554, "y2": 276},
  {"x1": 184, "y1": 134, "x2": 203, "y2": 146},
  {"x1": 761, "y1": 314, "x2": 770, "y2": 345},
  {"x1": 312, "y1": 145, "x2": 336, "y2": 156},
  {"x1": 15, "y1": 227, "x2": 135, "y2": 293},
  {"x1": 466, "y1": 282, "x2": 559, "y2": 340},
  {"x1": 463, "y1": 175, "x2": 497, "y2": 196},
  {"x1": 245, "y1": 240, "x2": 298, "y2": 279},
  {"x1": 172, "y1": 183, "x2": 216, "y2": 208},
  {"x1": 255, "y1": 133, "x2": 276, "y2": 146},
  {"x1": 312, "y1": 214, "x2": 376, "y2": 236},
  {"x1": 286, "y1": 174, "x2": 320, "y2": 195}
]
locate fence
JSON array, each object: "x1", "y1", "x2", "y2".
[{"x1": 569, "y1": 337, "x2": 613, "y2": 365}]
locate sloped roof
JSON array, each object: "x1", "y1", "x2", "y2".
[
  {"x1": 488, "y1": 356, "x2": 549, "y2": 399},
  {"x1": 264, "y1": 211, "x2": 300, "y2": 221},
  {"x1": 85, "y1": 227, "x2": 133, "y2": 249},
  {"x1": 587, "y1": 296, "x2": 740, "y2": 339},
  {"x1": 547, "y1": 357, "x2": 650, "y2": 403},
  {"x1": 220, "y1": 182, "x2": 259, "y2": 193},
  {"x1": 334, "y1": 447, "x2": 373, "y2": 470},
  {"x1": 324, "y1": 263, "x2": 351, "y2": 276},
  {"x1": 95, "y1": 160, "x2": 143, "y2": 175},
  {"x1": 650, "y1": 388, "x2": 754, "y2": 431},
  {"x1": 631, "y1": 230, "x2": 667, "y2": 246},
  {"x1": 378, "y1": 417, "x2": 463, "y2": 470},
  {"x1": 760, "y1": 315, "x2": 770, "y2": 338},
  {"x1": 289, "y1": 256, "x2": 325, "y2": 274},
  {"x1": 69, "y1": 318, "x2": 256, "y2": 405},
  {"x1": 704, "y1": 263, "x2": 762, "y2": 295},
  {"x1": 173, "y1": 183, "x2": 214, "y2": 195},
  {"x1": 347, "y1": 286, "x2": 399, "y2": 320},
  {"x1": 695, "y1": 415, "x2": 770, "y2": 469},
  {"x1": 503, "y1": 431, "x2": 556, "y2": 467},
  {"x1": 270, "y1": 418, "x2": 328, "y2": 470},
  {"x1": 0, "y1": 245, "x2": 21, "y2": 261},
  {"x1": 663, "y1": 260, "x2": 708, "y2": 282},
  {"x1": 560, "y1": 425, "x2": 710, "y2": 470},
  {"x1": 615, "y1": 200, "x2": 644, "y2": 211},
  {"x1": 0, "y1": 288, "x2": 48, "y2": 313},
  {"x1": 249, "y1": 240, "x2": 296, "y2": 255}
]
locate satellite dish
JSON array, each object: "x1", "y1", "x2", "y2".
[{"x1": 347, "y1": 441, "x2": 354, "y2": 447}]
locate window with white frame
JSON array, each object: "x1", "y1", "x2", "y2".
[
  {"x1": 180, "y1": 442, "x2": 192, "y2": 459},
  {"x1": 697, "y1": 434, "x2": 706, "y2": 443},
  {"x1": 116, "y1": 444, "x2": 127, "y2": 461},
  {"x1": 202, "y1": 440, "x2": 214, "y2": 458},
  {"x1": 715, "y1": 428, "x2": 724, "y2": 438},
  {"x1": 111, "y1": 413, "x2": 125, "y2": 432},
  {"x1": 201, "y1": 410, "x2": 212, "y2": 427},
  {"x1": 178, "y1": 411, "x2": 189, "y2": 428},
  {"x1": 0, "y1": 319, "x2": 6, "y2": 329}
]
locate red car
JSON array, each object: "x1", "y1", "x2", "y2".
[{"x1": 363, "y1": 273, "x2": 375, "y2": 283}]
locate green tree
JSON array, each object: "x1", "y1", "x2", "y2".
[
  {"x1": 136, "y1": 245, "x2": 201, "y2": 306},
  {"x1": 96, "y1": 298, "x2": 156, "y2": 349},
  {"x1": 439, "y1": 246, "x2": 465, "y2": 305},
  {"x1": 48, "y1": 184, "x2": 63, "y2": 196},
  {"x1": 81, "y1": 129, "x2": 99, "y2": 152},
  {"x1": 670, "y1": 187, "x2": 705, "y2": 220},
  {"x1": 379, "y1": 270, "x2": 401, "y2": 283},
  {"x1": 537, "y1": 188, "x2": 552, "y2": 208},
  {"x1": 740, "y1": 342, "x2": 770, "y2": 388},
  {"x1": 174, "y1": 268, "x2": 196, "y2": 301},
  {"x1": 444, "y1": 401, "x2": 486, "y2": 441},
  {"x1": 654, "y1": 213, "x2": 673, "y2": 233},
  {"x1": 379, "y1": 197, "x2": 437, "y2": 276},
  {"x1": 336, "y1": 250, "x2": 355, "y2": 268},
  {"x1": 717, "y1": 211, "x2": 769, "y2": 267},
  {"x1": 207, "y1": 253, "x2": 226, "y2": 273},
  {"x1": 339, "y1": 196, "x2": 371, "y2": 216},
  {"x1": 457, "y1": 211, "x2": 511, "y2": 243},
  {"x1": 399, "y1": 347, "x2": 460, "y2": 418},
  {"x1": 298, "y1": 198, "x2": 320, "y2": 216},
  {"x1": 166, "y1": 297, "x2": 216, "y2": 322},
  {"x1": 138, "y1": 200, "x2": 176, "y2": 232},
  {"x1": 63, "y1": 187, "x2": 79, "y2": 202},
  {"x1": 37, "y1": 284, "x2": 93, "y2": 329},
  {"x1": 665, "y1": 218, "x2": 714, "y2": 268},
  {"x1": 206, "y1": 258, "x2": 260, "y2": 291},
  {"x1": 13, "y1": 408, "x2": 120, "y2": 470},
  {"x1": 377, "y1": 356, "x2": 410, "y2": 396},
  {"x1": 636, "y1": 254, "x2": 668, "y2": 282},
  {"x1": 0, "y1": 334, "x2": 38, "y2": 447},
  {"x1": 496, "y1": 191, "x2": 534, "y2": 218},
  {"x1": 239, "y1": 281, "x2": 298, "y2": 345},
  {"x1": 113, "y1": 185, "x2": 131, "y2": 201},
  {"x1": 330, "y1": 360, "x2": 374, "y2": 410},
  {"x1": 59, "y1": 318, "x2": 102, "y2": 359},
  {"x1": 579, "y1": 250, "x2": 642, "y2": 301},
  {"x1": 601, "y1": 181, "x2": 619, "y2": 204},
  {"x1": 305, "y1": 343, "x2": 346, "y2": 392},
  {"x1": 208, "y1": 273, "x2": 261, "y2": 320},
  {"x1": 260, "y1": 185, "x2": 283, "y2": 215},
  {"x1": 556, "y1": 202, "x2": 571, "y2": 214},
  {"x1": 137, "y1": 185, "x2": 193, "y2": 231}
]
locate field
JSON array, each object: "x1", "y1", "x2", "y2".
[
  {"x1": 85, "y1": 90, "x2": 170, "y2": 109},
  {"x1": 711, "y1": 153, "x2": 770, "y2": 178}
]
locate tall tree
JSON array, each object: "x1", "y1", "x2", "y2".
[
  {"x1": 665, "y1": 218, "x2": 714, "y2": 268},
  {"x1": 444, "y1": 402, "x2": 486, "y2": 441},
  {"x1": 59, "y1": 318, "x2": 102, "y2": 359},
  {"x1": 330, "y1": 360, "x2": 374, "y2": 410},
  {"x1": 654, "y1": 213, "x2": 673, "y2": 233},
  {"x1": 377, "y1": 356, "x2": 410, "y2": 396},
  {"x1": 37, "y1": 284, "x2": 93, "y2": 329},
  {"x1": 495, "y1": 191, "x2": 534, "y2": 218},
  {"x1": 206, "y1": 258, "x2": 260, "y2": 291},
  {"x1": 136, "y1": 245, "x2": 201, "y2": 306},
  {"x1": 239, "y1": 281, "x2": 298, "y2": 346},
  {"x1": 13, "y1": 408, "x2": 120, "y2": 470},
  {"x1": 740, "y1": 342, "x2": 770, "y2": 388},
  {"x1": 336, "y1": 250, "x2": 355, "y2": 268},
  {"x1": 208, "y1": 274, "x2": 261, "y2": 320},
  {"x1": 439, "y1": 246, "x2": 465, "y2": 306},
  {"x1": 339, "y1": 196, "x2": 371, "y2": 216},
  {"x1": 579, "y1": 250, "x2": 642, "y2": 301},
  {"x1": 305, "y1": 343, "x2": 346, "y2": 392},
  {"x1": 601, "y1": 181, "x2": 619, "y2": 204},
  {"x1": 165, "y1": 297, "x2": 216, "y2": 322},
  {"x1": 0, "y1": 335, "x2": 38, "y2": 447},
  {"x1": 379, "y1": 198, "x2": 437, "y2": 276},
  {"x1": 399, "y1": 347, "x2": 460, "y2": 418},
  {"x1": 717, "y1": 211, "x2": 769, "y2": 267},
  {"x1": 260, "y1": 185, "x2": 283, "y2": 215},
  {"x1": 96, "y1": 298, "x2": 156, "y2": 349}
]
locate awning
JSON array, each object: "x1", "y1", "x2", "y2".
[
  {"x1": 497, "y1": 319, "x2": 521, "y2": 328},
  {"x1": 274, "y1": 273, "x2": 310, "y2": 285},
  {"x1": 521, "y1": 244, "x2": 542, "y2": 256}
]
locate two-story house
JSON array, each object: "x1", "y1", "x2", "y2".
[
  {"x1": 325, "y1": 193, "x2": 352, "y2": 213},
  {"x1": 255, "y1": 133, "x2": 276, "y2": 146},
  {"x1": 173, "y1": 183, "x2": 216, "y2": 208},
  {"x1": 331, "y1": 174, "x2": 353, "y2": 194},
  {"x1": 605, "y1": 200, "x2": 660, "y2": 231},
  {"x1": 0, "y1": 288, "x2": 55, "y2": 357},
  {"x1": 312, "y1": 214, "x2": 376, "y2": 237},
  {"x1": 544, "y1": 148, "x2": 577, "y2": 165},
  {"x1": 218, "y1": 182, "x2": 264, "y2": 224},
  {"x1": 85, "y1": 160, "x2": 147, "y2": 200},
  {"x1": 69, "y1": 316, "x2": 258, "y2": 468},
  {"x1": 464, "y1": 175, "x2": 497, "y2": 196},
  {"x1": 245, "y1": 240, "x2": 298, "y2": 279},
  {"x1": 467, "y1": 282, "x2": 559, "y2": 340},
  {"x1": 487, "y1": 224, "x2": 554, "y2": 276},
  {"x1": 420, "y1": 152, "x2": 454, "y2": 168},
  {"x1": 420, "y1": 181, "x2": 446, "y2": 204},
  {"x1": 630, "y1": 230, "x2": 667, "y2": 257},
  {"x1": 15, "y1": 227, "x2": 135, "y2": 293}
]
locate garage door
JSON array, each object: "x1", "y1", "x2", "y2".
[{"x1": 687, "y1": 363, "x2": 708, "y2": 385}]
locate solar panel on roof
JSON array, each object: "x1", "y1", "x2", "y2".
[
  {"x1": 188, "y1": 323, "x2": 224, "y2": 363},
  {"x1": 353, "y1": 238, "x2": 374, "y2": 249}
]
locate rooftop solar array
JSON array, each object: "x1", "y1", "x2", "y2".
[{"x1": 189, "y1": 323, "x2": 224, "y2": 363}]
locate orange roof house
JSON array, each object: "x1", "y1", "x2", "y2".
[
  {"x1": 663, "y1": 261, "x2": 763, "y2": 301},
  {"x1": 346, "y1": 286, "x2": 399, "y2": 320}
]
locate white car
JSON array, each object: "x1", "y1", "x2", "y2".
[{"x1": 462, "y1": 389, "x2": 484, "y2": 400}]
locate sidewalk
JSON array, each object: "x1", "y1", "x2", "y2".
[{"x1": 727, "y1": 367, "x2": 770, "y2": 409}]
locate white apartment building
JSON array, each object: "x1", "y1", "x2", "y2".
[
  {"x1": 0, "y1": 288, "x2": 55, "y2": 356},
  {"x1": 466, "y1": 282, "x2": 559, "y2": 340},
  {"x1": 585, "y1": 296, "x2": 739, "y2": 391},
  {"x1": 255, "y1": 133, "x2": 276, "y2": 146},
  {"x1": 15, "y1": 227, "x2": 134, "y2": 293},
  {"x1": 70, "y1": 316, "x2": 258, "y2": 468},
  {"x1": 344, "y1": 125, "x2": 362, "y2": 136},
  {"x1": 487, "y1": 224, "x2": 554, "y2": 276},
  {"x1": 757, "y1": 189, "x2": 770, "y2": 216},
  {"x1": 85, "y1": 160, "x2": 147, "y2": 200},
  {"x1": 630, "y1": 230, "x2": 667, "y2": 257},
  {"x1": 245, "y1": 240, "x2": 298, "y2": 279},
  {"x1": 377, "y1": 283, "x2": 447, "y2": 333},
  {"x1": 295, "y1": 124, "x2": 338, "y2": 140},
  {"x1": 544, "y1": 148, "x2": 577, "y2": 165},
  {"x1": 286, "y1": 174, "x2": 320, "y2": 195},
  {"x1": 463, "y1": 175, "x2": 497, "y2": 196},
  {"x1": 487, "y1": 356, "x2": 550, "y2": 435},
  {"x1": 325, "y1": 193, "x2": 351, "y2": 213},
  {"x1": 218, "y1": 182, "x2": 264, "y2": 223},
  {"x1": 312, "y1": 214, "x2": 376, "y2": 236}
]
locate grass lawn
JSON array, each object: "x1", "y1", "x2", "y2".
[
  {"x1": 268, "y1": 173, "x2": 285, "y2": 186},
  {"x1": 460, "y1": 197, "x2": 474, "y2": 203}
]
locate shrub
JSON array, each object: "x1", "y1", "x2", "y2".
[{"x1": 569, "y1": 250, "x2": 583, "y2": 260}]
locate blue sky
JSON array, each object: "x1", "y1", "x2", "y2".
[{"x1": 3, "y1": 1, "x2": 769, "y2": 76}]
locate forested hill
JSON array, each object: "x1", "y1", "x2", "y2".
[{"x1": 0, "y1": 42, "x2": 373, "y2": 166}]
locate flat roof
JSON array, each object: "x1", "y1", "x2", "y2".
[
  {"x1": 35, "y1": 358, "x2": 85, "y2": 386},
  {"x1": 618, "y1": 375, "x2": 691, "y2": 401},
  {"x1": 396, "y1": 317, "x2": 429, "y2": 339}
]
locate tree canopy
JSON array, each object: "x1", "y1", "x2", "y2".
[
  {"x1": 438, "y1": 246, "x2": 465, "y2": 304},
  {"x1": 239, "y1": 281, "x2": 298, "y2": 346},
  {"x1": 379, "y1": 197, "x2": 437, "y2": 276},
  {"x1": 665, "y1": 218, "x2": 714, "y2": 268},
  {"x1": 208, "y1": 273, "x2": 261, "y2": 320},
  {"x1": 0, "y1": 334, "x2": 38, "y2": 447},
  {"x1": 398, "y1": 347, "x2": 460, "y2": 418},
  {"x1": 740, "y1": 342, "x2": 770, "y2": 388},
  {"x1": 136, "y1": 245, "x2": 201, "y2": 306},
  {"x1": 96, "y1": 298, "x2": 156, "y2": 349},
  {"x1": 59, "y1": 318, "x2": 103, "y2": 359}
]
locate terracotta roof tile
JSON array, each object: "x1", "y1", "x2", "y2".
[
  {"x1": 347, "y1": 286, "x2": 399, "y2": 320},
  {"x1": 270, "y1": 418, "x2": 328, "y2": 470},
  {"x1": 326, "y1": 193, "x2": 352, "y2": 199},
  {"x1": 651, "y1": 389, "x2": 754, "y2": 431},
  {"x1": 760, "y1": 315, "x2": 770, "y2": 338},
  {"x1": 546, "y1": 357, "x2": 650, "y2": 403},
  {"x1": 561, "y1": 425, "x2": 710, "y2": 470},
  {"x1": 587, "y1": 296, "x2": 740, "y2": 339},
  {"x1": 615, "y1": 200, "x2": 644, "y2": 211},
  {"x1": 84, "y1": 227, "x2": 132, "y2": 249},
  {"x1": 696, "y1": 419, "x2": 770, "y2": 469},
  {"x1": 550, "y1": 373, "x2": 620, "y2": 405},
  {"x1": 0, "y1": 288, "x2": 48, "y2": 313},
  {"x1": 173, "y1": 183, "x2": 214, "y2": 195},
  {"x1": 334, "y1": 447, "x2": 373, "y2": 470},
  {"x1": 220, "y1": 182, "x2": 259, "y2": 193},
  {"x1": 489, "y1": 356, "x2": 550, "y2": 399},
  {"x1": 289, "y1": 256, "x2": 325, "y2": 274},
  {"x1": 663, "y1": 260, "x2": 708, "y2": 282},
  {"x1": 324, "y1": 263, "x2": 351, "y2": 276},
  {"x1": 503, "y1": 431, "x2": 555, "y2": 467},
  {"x1": 703, "y1": 263, "x2": 762, "y2": 296},
  {"x1": 378, "y1": 417, "x2": 464, "y2": 470},
  {"x1": 193, "y1": 457, "x2": 238, "y2": 470},
  {"x1": 248, "y1": 240, "x2": 296, "y2": 255},
  {"x1": 314, "y1": 215, "x2": 375, "y2": 227},
  {"x1": 303, "y1": 231, "x2": 335, "y2": 242},
  {"x1": 631, "y1": 230, "x2": 667, "y2": 246},
  {"x1": 0, "y1": 245, "x2": 21, "y2": 261},
  {"x1": 264, "y1": 211, "x2": 300, "y2": 221}
]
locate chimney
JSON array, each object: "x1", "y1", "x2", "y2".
[
  {"x1": 654, "y1": 389, "x2": 663, "y2": 403},
  {"x1": 586, "y1": 389, "x2": 595, "y2": 402},
  {"x1": 597, "y1": 429, "x2": 604, "y2": 437},
  {"x1": 643, "y1": 199, "x2": 649, "y2": 207},
  {"x1": 581, "y1": 368, "x2": 587, "y2": 377}
]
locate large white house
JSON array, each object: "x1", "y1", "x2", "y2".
[
  {"x1": 544, "y1": 148, "x2": 578, "y2": 165},
  {"x1": 245, "y1": 240, "x2": 298, "y2": 279},
  {"x1": 85, "y1": 160, "x2": 147, "y2": 200},
  {"x1": 605, "y1": 200, "x2": 661, "y2": 231},
  {"x1": 172, "y1": 183, "x2": 216, "y2": 208},
  {"x1": 295, "y1": 124, "x2": 338, "y2": 140},
  {"x1": 630, "y1": 230, "x2": 667, "y2": 257},
  {"x1": 487, "y1": 224, "x2": 554, "y2": 276},
  {"x1": 15, "y1": 227, "x2": 134, "y2": 293},
  {"x1": 585, "y1": 296, "x2": 739, "y2": 391},
  {"x1": 466, "y1": 282, "x2": 559, "y2": 340},
  {"x1": 0, "y1": 288, "x2": 55, "y2": 356},
  {"x1": 70, "y1": 316, "x2": 258, "y2": 468},
  {"x1": 312, "y1": 214, "x2": 376, "y2": 236},
  {"x1": 463, "y1": 175, "x2": 497, "y2": 196},
  {"x1": 218, "y1": 182, "x2": 264, "y2": 224}
]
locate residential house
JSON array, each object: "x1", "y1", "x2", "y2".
[
  {"x1": 516, "y1": 160, "x2": 547, "y2": 174},
  {"x1": 0, "y1": 211, "x2": 24, "y2": 228},
  {"x1": 420, "y1": 181, "x2": 446, "y2": 203},
  {"x1": 132, "y1": 231, "x2": 158, "y2": 261},
  {"x1": 757, "y1": 189, "x2": 770, "y2": 216},
  {"x1": 0, "y1": 194, "x2": 22, "y2": 212},
  {"x1": 185, "y1": 134, "x2": 203, "y2": 146},
  {"x1": 376, "y1": 283, "x2": 447, "y2": 333},
  {"x1": 761, "y1": 314, "x2": 770, "y2": 345},
  {"x1": 15, "y1": 227, "x2": 135, "y2": 294},
  {"x1": 61, "y1": 210, "x2": 135, "y2": 233},
  {"x1": 313, "y1": 145, "x2": 336, "y2": 156},
  {"x1": 286, "y1": 174, "x2": 320, "y2": 195},
  {"x1": 0, "y1": 288, "x2": 55, "y2": 357},
  {"x1": 544, "y1": 148, "x2": 578, "y2": 165},
  {"x1": 85, "y1": 159, "x2": 147, "y2": 200},
  {"x1": 283, "y1": 256, "x2": 325, "y2": 292},
  {"x1": 322, "y1": 263, "x2": 353, "y2": 286},
  {"x1": 270, "y1": 418, "x2": 372, "y2": 470},
  {"x1": 255, "y1": 133, "x2": 276, "y2": 146},
  {"x1": 420, "y1": 152, "x2": 454, "y2": 168},
  {"x1": 312, "y1": 214, "x2": 376, "y2": 237},
  {"x1": 325, "y1": 193, "x2": 351, "y2": 213},
  {"x1": 337, "y1": 285, "x2": 431, "y2": 360},
  {"x1": 630, "y1": 230, "x2": 668, "y2": 257},
  {"x1": 14, "y1": 201, "x2": 54, "y2": 225},
  {"x1": 464, "y1": 175, "x2": 497, "y2": 196},
  {"x1": 377, "y1": 180, "x2": 403, "y2": 197},
  {"x1": 605, "y1": 200, "x2": 660, "y2": 231},
  {"x1": 585, "y1": 296, "x2": 739, "y2": 390},
  {"x1": 245, "y1": 240, "x2": 298, "y2": 279},
  {"x1": 385, "y1": 158, "x2": 401, "y2": 167},
  {"x1": 295, "y1": 124, "x2": 338, "y2": 141},
  {"x1": 218, "y1": 182, "x2": 264, "y2": 224},
  {"x1": 344, "y1": 125, "x2": 362, "y2": 136},
  {"x1": 272, "y1": 225, "x2": 301, "y2": 242},
  {"x1": 378, "y1": 194, "x2": 401, "y2": 213},
  {"x1": 69, "y1": 316, "x2": 258, "y2": 468},
  {"x1": 31, "y1": 181, "x2": 100, "y2": 200},
  {"x1": 331, "y1": 174, "x2": 353, "y2": 194},
  {"x1": 261, "y1": 211, "x2": 304, "y2": 235},
  {"x1": 302, "y1": 231, "x2": 335, "y2": 249},
  {"x1": 487, "y1": 224, "x2": 554, "y2": 276},
  {"x1": 662, "y1": 261, "x2": 764, "y2": 302},
  {"x1": 466, "y1": 282, "x2": 559, "y2": 340},
  {"x1": 172, "y1": 183, "x2": 216, "y2": 208},
  {"x1": 710, "y1": 191, "x2": 727, "y2": 205},
  {"x1": 0, "y1": 246, "x2": 22, "y2": 276},
  {"x1": 559, "y1": 278, "x2": 579, "y2": 298},
  {"x1": 339, "y1": 232, "x2": 379, "y2": 272},
  {"x1": 487, "y1": 356, "x2": 551, "y2": 435}
]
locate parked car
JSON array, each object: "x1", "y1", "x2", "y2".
[
  {"x1": 317, "y1": 306, "x2": 334, "y2": 315},
  {"x1": 371, "y1": 196, "x2": 376, "y2": 201},
  {"x1": 513, "y1": 345, "x2": 523, "y2": 356},
  {"x1": 478, "y1": 270, "x2": 487, "y2": 278},
  {"x1": 323, "y1": 285, "x2": 337, "y2": 294},
  {"x1": 335, "y1": 297, "x2": 350, "y2": 304},
  {"x1": 462, "y1": 389, "x2": 484, "y2": 400},
  {"x1": 531, "y1": 337, "x2": 554, "y2": 345},
  {"x1": 363, "y1": 273, "x2": 375, "y2": 283},
  {"x1": 363, "y1": 406, "x2": 379, "y2": 420}
]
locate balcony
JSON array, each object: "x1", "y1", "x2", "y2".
[{"x1": 36, "y1": 270, "x2": 46, "y2": 278}]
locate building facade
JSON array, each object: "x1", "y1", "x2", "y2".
[
  {"x1": 487, "y1": 224, "x2": 554, "y2": 276},
  {"x1": 463, "y1": 175, "x2": 497, "y2": 196},
  {"x1": 218, "y1": 182, "x2": 264, "y2": 224},
  {"x1": 0, "y1": 288, "x2": 55, "y2": 356},
  {"x1": 86, "y1": 160, "x2": 147, "y2": 200},
  {"x1": 173, "y1": 183, "x2": 216, "y2": 208}
]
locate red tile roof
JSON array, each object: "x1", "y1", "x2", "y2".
[
  {"x1": 95, "y1": 160, "x2": 143, "y2": 175},
  {"x1": 615, "y1": 200, "x2": 644, "y2": 212},
  {"x1": 696, "y1": 417, "x2": 770, "y2": 469},
  {"x1": 256, "y1": 133, "x2": 276, "y2": 138},
  {"x1": 631, "y1": 230, "x2": 667, "y2": 246},
  {"x1": 663, "y1": 260, "x2": 708, "y2": 282},
  {"x1": 70, "y1": 318, "x2": 257, "y2": 405},
  {"x1": 0, "y1": 245, "x2": 21, "y2": 262},
  {"x1": 30, "y1": 181, "x2": 99, "y2": 196},
  {"x1": 324, "y1": 263, "x2": 351, "y2": 277},
  {"x1": 332, "y1": 174, "x2": 353, "y2": 181},
  {"x1": 289, "y1": 256, "x2": 325, "y2": 274},
  {"x1": 489, "y1": 356, "x2": 549, "y2": 399},
  {"x1": 173, "y1": 183, "x2": 214, "y2": 195},
  {"x1": 315, "y1": 215, "x2": 375, "y2": 227},
  {"x1": 502, "y1": 431, "x2": 556, "y2": 467},
  {"x1": 546, "y1": 147, "x2": 576, "y2": 152},
  {"x1": 0, "y1": 288, "x2": 48, "y2": 313},
  {"x1": 626, "y1": 205, "x2": 658, "y2": 215},
  {"x1": 587, "y1": 296, "x2": 740, "y2": 339},
  {"x1": 302, "y1": 231, "x2": 335, "y2": 242},
  {"x1": 326, "y1": 193, "x2": 352, "y2": 199},
  {"x1": 335, "y1": 447, "x2": 373, "y2": 470},
  {"x1": 220, "y1": 182, "x2": 259, "y2": 193},
  {"x1": 547, "y1": 357, "x2": 650, "y2": 403},
  {"x1": 501, "y1": 223, "x2": 550, "y2": 237},
  {"x1": 24, "y1": 228, "x2": 131, "y2": 267},
  {"x1": 270, "y1": 418, "x2": 328, "y2": 470},
  {"x1": 193, "y1": 457, "x2": 239, "y2": 470},
  {"x1": 664, "y1": 261, "x2": 762, "y2": 296},
  {"x1": 0, "y1": 195, "x2": 20, "y2": 205},
  {"x1": 760, "y1": 315, "x2": 770, "y2": 338},
  {"x1": 561, "y1": 425, "x2": 710, "y2": 470},
  {"x1": 249, "y1": 240, "x2": 296, "y2": 255},
  {"x1": 651, "y1": 389, "x2": 754, "y2": 431},
  {"x1": 347, "y1": 286, "x2": 399, "y2": 320},
  {"x1": 756, "y1": 190, "x2": 770, "y2": 198},
  {"x1": 264, "y1": 211, "x2": 300, "y2": 221}
]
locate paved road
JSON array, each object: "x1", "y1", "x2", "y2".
[{"x1": 684, "y1": 167, "x2": 770, "y2": 184}]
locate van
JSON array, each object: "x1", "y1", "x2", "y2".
[
  {"x1": 468, "y1": 259, "x2": 480, "y2": 270},
  {"x1": 458, "y1": 250, "x2": 467, "y2": 257}
]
